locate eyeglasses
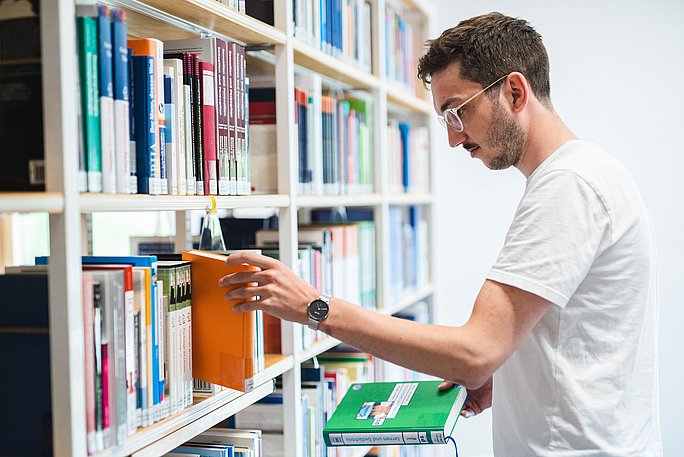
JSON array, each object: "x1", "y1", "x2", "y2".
[{"x1": 437, "y1": 74, "x2": 509, "y2": 132}]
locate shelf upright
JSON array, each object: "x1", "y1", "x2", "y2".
[
  {"x1": 273, "y1": 0, "x2": 304, "y2": 454},
  {"x1": 371, "y1": 0, "x2": 393, "y2": 314},
  {"x1": 40, "y1": 0, "x2": 87, "y2": 455}
]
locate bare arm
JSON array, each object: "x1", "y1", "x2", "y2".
[{"x1": 221, "y1": 252, "x2": 551, "y2": 389}]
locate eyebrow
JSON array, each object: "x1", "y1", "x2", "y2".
[{"x1": 439, "y1": 96, "x2": 463, "y2": 113}]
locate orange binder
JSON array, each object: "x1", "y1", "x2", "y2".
[{"x1": 181, "y1": 249, "x2": 258, "y2": 392}]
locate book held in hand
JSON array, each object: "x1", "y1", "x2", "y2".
[{"x1": 323, "y1": 380, "x2": 467, "y2": 447}]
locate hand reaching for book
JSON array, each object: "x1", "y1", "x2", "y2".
[
  {"x1": 439, "y1": 376, "x2": 492, "y2": 418},
  {"x1": 220, "y1": 251, "x2": 320, "y2": 325}
]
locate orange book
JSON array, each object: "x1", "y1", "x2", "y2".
[{"x1": 181, "y1": 249, "x2": 258, "y2": 392}]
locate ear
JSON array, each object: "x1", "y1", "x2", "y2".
[{"x1": 502, "y1": 72, "x2": 529, "y2": 113}]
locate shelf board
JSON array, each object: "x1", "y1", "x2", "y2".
[
  {"x1": 293, "y1": 40, "x2": 380, "y2": 89},
  {"x1": 379, "y1": 284, "x2": 434, "y2": 316},
  {"x1": 107, "y1": 0, "x2": 286, "y2": 45},
  {"x1": 0, "y1": 192, "x2": 64, "y2": 214},
  {"x1": 386, "y1": 83, "x2": 434, "y2": 115},
  {"x1": 96, "y1": 355, "x2": 292, "y2": 457},
  {"x1": 297, "y1": 193, "x2": 382, "y2": 208},
  {"x1": 385, "y1": 192, "x2": 433, "y2": 205},
  {"x1": 79, "y1": 193, "x2": 290, "y2": 212},
  {"x1": 297, "y1": 336, "x2": 342, "y2": 362}
]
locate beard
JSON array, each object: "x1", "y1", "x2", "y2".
[{"x1": 484, "y1": 101, "x2": 526, "y2": 170}]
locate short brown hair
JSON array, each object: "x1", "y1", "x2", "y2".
[{"x1": 417, "y1": 12, "x2": 551, "y2": 103}]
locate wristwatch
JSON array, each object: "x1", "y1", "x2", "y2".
[{"x1": 307, "y1": 293, "x2": 331, "y2": 331}]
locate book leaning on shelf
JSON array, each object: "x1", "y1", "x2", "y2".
[{"x1": 323, "y1": 380, "x2": 467, "y2": 447}]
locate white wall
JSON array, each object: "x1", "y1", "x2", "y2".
[{"x1": 430, "y1": 1, "x2": 684, "y2": 456}]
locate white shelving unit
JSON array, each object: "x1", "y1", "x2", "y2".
[{"x1": 2, "y1": 0, "x2": 436, "y2": 455}]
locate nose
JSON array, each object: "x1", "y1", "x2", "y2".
[{"x1": 447, "y1": 126, "x2": 466, "y2": 148}]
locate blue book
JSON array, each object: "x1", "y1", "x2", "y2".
[
  {"x1": 112, "y1": 9, "x2": 134, "y2": 194},
  {"x1": 171, "y1": 445, "x2": 233, "y2": 457},
  {"x1": 98, "y1": 5, "x2": 116, "y2": 193},
  {"x1": 132, "y1": 55, "x2": 157, "y2": 194},
  {"x1": 0, "y1": 274, "x2": 52, "y2": 456},
  {"x1": 398, "y1": 122, "x2": 410, "y2": 191}
]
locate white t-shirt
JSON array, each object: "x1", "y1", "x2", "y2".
[{"x1": 488, "y1": 140, "x2": 662, "y2": 456}]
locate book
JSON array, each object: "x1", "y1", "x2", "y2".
[
  {"x1": 323, "y1": 380, "x2": 466, "y2": 446},
  {"x1": 129, "y1": 38, "x2": 164, "y2": 195},
  {"x1": 180, "y1": 249, "x2": 259, "y2": 392},
  {"x1": 0, "y1": 13, "x2": 45, "y2": 191},
  {"x1": 0, "y1": 274, "x2": 52, "y2": 456},
  {"x1": 97, "y1": 5, "x2": 116, "y2": 194},
  {"x1": 112, "y1": 9, "x2": 135, "y2": 194},
  {"x1": 76, "y1": 4, "x2": 102, "y2": 193}
]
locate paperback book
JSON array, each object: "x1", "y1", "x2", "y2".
[{"x1": 323, "y1": 380, "x2": 466, "y2": 447}]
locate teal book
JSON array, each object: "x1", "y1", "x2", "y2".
[{"x1": 323, "y1": 380, "x2": 467, "y2": 447}]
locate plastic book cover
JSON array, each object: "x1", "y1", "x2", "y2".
[{"x1": 323, "y1": 380, "x2": 467, "y2": 447}]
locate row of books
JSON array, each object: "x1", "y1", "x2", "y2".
[
  {"x1": 386, "y1": 122, "x2": 430, "y2": 194},
  {"x1": 1, "y1": 250, "x2": 266, "y2": 455},
  {"x1": 165, "y1": 428, "x2": 263, "y2": 457},
  {"x1": 384, "y1": 5, "x2": 416, "y2": 90},
  {"x1": 293, "y1": 0, "x2": 373, "y2": 72},
  {"x1": 76, "y1": 4, "x2": 250, "y2": 196},
  {"x1": 388, "y1": 206, "x2": 430, "y2": 306},
  {"x1": 233, "y1": 349, "x2": 375, "y2": 457},
  {"x1": 248, "y1": 81, "x2": 374, "y2": 196}
]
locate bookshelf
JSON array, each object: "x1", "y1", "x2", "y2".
[{"x1": 2, "y1": 0, "x2": 436, "y2": 455}]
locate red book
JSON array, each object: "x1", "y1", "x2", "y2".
[{"x1": 200, "y1": 61, "x2": 217, "y2": 195}]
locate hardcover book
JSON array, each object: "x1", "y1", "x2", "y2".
[
  {"x1": 323, "y1": 380, "x2": 466, "y2": 447},
  {"x1": 181, "y1": 249, "x2": 259, "y2": 392}
]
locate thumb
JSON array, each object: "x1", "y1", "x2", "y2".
[{"x1": 438, "y1": 381, "x2": 455, "y2": 391}]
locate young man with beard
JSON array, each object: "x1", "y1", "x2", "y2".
[{"x1": 220, "y1": 12, "x2": 662, "y2": 456}]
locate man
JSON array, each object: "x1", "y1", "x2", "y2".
[{"x1": 221, "y1": 12, "x2": 662, "y2": 456}]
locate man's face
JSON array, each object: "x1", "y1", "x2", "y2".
[{"x1": 431, "y1": 62, "x2": 525, "y2": 170}]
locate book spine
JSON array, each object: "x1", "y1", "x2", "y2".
[
  {"x1": 77, "y1": 14, "x2": 102, "y2": 193},
  {"x1": 98, "y1": 5, "x2": 116, "y2": 194},
  {"x1": 113, "y1": 273, "x2": 127, "y2": 445},
  {"x1": 236, "y1": 44, "x2": 248, "y2": 195},
  {"x1": 122, "y1": 270, "x2": 137, "y2": 436},
  {"x1": 132, "y1": 56, "x2": 157, "y2": 194},
  {"x1": 227, "y1": 43, "x2": 237, "y2": 195},
  {"x1": 324, "y1": 428, "x2": 445, "y2": 446},
  {"x1": 82, "y1": 274, "x2": 96, "y2": 454},
  {"x1": 127, "y1": 48, "x2": 138, "y2": 193},
  {"x1": 112, "y1": 9, "x2": 133, "y2": 194},
  {"x1": 215, "y1": 38, "x2": 230, "y2": 196},
  {"x1": 164, "y1": 73, "x2": 178, "y2": 195},
  {"x1": 183, "y1": 54, "x2": 196, "y2": 195},
  {"x1": 200, "y1": 61, "x2": 218, "y2": 195},
  {"x1": 192, "y1": 53, "x2": 205, "y2": 195},
  {"x1": 153, "y1": 42, "x2": 167, "y2": 195},
  {"x1": 92, "y1": 282, "x2": 104, "y2": 451}
]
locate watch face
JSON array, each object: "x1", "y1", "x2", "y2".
[{"x1": 308, "y1": 299, "x2": 329, "y2": 320}]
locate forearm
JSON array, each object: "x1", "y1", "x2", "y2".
[{"x1": 319, "y1": 297, "x2": 492, "y2": 389}]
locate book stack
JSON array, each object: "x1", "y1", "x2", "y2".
[
  {"x1": 255, "y1": 218, "x2": 376, "y2": 352},
  {"x1": 388, "y1": 206, "x2": 429, "y2": 305},
  {"x1": 386, "y1": 121, "x2": 430, "y2": 194},
  {"x1": 384, "y1": 5, "x2": 416, "y2": 91},
  {"x1": 27, "y1": 255, "x2": 193, "y2": 453},
  {"x1": 165, "y1": 428, "x2": 263, "y2": 456},
  {"x1": 75, "y1": 3, "x2": 251, "y2": 196},
  {"x1": 291, "y1": 0, "x2": 373, "y2": 72}
]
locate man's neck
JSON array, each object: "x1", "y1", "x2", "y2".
[{"x1": 516, "y1": 104, "x2": 577, "y2": 178}]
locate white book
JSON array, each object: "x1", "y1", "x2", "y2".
[
  {"x1": 163, "y1": 67, "x2": 179, "y2": 195},
  {"x1": 165, "y1": 58, "x2": 187, "y2": 196}
]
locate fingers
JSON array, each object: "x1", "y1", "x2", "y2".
[
  {"x1": 224, "y1": 284, "x2": 263, "y2": 302},
  {"x1": 438, "y1": 381, "x2": 456, "y2": 391},
  {"x1": 224, "y1": 251, "x2": 279, "y2": 269},
  {"x1": 460, "y1": 408, "x2": 475, "y2": 418},
  {"x1": 218, "y1": 269, "x2": 260, "y2": 287}
]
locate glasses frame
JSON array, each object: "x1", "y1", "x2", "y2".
[{"x1": 437, "y1": 74, "x2": 509, "y2": 132}]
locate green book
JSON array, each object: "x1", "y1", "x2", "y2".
[{"x1": 323, "y1": 380, "x2": 467, "y2": 447}]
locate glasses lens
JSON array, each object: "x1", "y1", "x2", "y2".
[
  {"x1": 445, "y1": 110, "x2": 463, "y2": 132},
  {"x1": 438, "y1": 116, "x2": 447, "y2": 129}
]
